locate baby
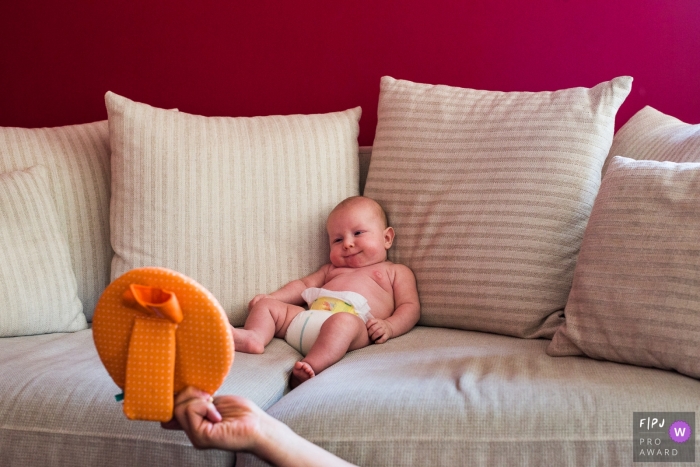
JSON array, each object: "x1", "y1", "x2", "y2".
[{"x1": 233, "y1": 196, "x2": 420, "y2": 388}]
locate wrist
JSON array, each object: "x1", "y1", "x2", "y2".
[
  {"x1": 248, "y1": 411, "x2": 280, "y2": 456},
  {"x1": 254, "y1": 416, "x2": 298, "y2": 466}
]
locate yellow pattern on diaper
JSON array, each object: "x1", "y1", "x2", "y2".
[{"x1": 309, "y1": 296, "x2": 358, "y2": 315}]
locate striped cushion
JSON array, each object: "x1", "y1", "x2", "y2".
[
  {"x1": 0, "y1": 122, "x2": 111, "y2": 321},
  {"x1": 603, "y1": 106, "x2": 700, "y2": 175},
  {"x1": 0, "y1": 166, "x2": 87, "y2": 336},
  {"x1": 106, "y1": 92, "x2": 361, "y2": 326},
  {"x1": 547, "y1": 156, "x2": 700, "y2": 379},
  {"x1": 364, "y1": 76, "x2": 632, "y2": 338}
]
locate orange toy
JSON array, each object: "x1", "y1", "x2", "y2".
[{"x1": 93, "y1": 267, "x2": 234, "y2": 422}]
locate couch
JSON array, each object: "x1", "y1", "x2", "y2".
[{"x1": 1, "y1": 76, "x2": 699, "y2": 467}]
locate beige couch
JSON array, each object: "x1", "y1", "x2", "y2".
[{"x1": 2, "y1": 77, "x2": 699, "y2": 467}]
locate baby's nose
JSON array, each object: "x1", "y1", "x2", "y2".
[{"x1": 343, "y1": 238, "x2": 354, "y2": 248}]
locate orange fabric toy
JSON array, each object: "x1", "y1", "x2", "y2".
[{"x1": 93, "y1": 267, "x2": 234, "y2": 422}]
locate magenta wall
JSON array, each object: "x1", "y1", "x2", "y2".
[{"x1": 1, "y1": 1, "x2": 699, "y2": 145}]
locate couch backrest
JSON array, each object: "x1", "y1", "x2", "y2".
[{"x1": 358, "y1": 146, "x2": 372, "y2": 195}]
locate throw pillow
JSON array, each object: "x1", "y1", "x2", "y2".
[
  {"x1": 0, "y1": 165, "x2": 87, "y2": 336},
  {"x1": 106, "y1": 92, "x2": 361, "y2": 326},
  {"x1": 0, "y1": 121, "x2": 111, "y2": 321},
  {"x1": 547, "y1": 156, "x2": 700, "y2": 379},
  {"x1": 364, "y1": 76, "x2": 632, "y2": 338},
  {"x1": 603, "y1": 106, "x2": 700, "y2": 175}
]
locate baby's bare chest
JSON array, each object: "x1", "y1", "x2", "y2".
[{"x1": 325, "y1": 266, "x2": 392, "y2": 292}]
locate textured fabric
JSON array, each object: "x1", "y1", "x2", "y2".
[
  {"x1": 358, "y1": 145, "x2": 372, "y2": 194},
  {"x1": 0, "y1": 121, "x2": 111, "y2": 321},
  {"x1": 107, "y1": 92, "x2": 361, "y2": 326},
  {"x1": 363, "y1": 76, "x2": 632, "y2": 338},
  {"x1": 238, "y1": 326, "x2": 700, "y2": 467},
  {"x1": 548, "y1": 157, "x2": 700, "y2": 379},
  {"x1": 603, "y1": 106, "x2": 700, "y2": 176},
  {"x1": 0, "y1": 330, "x2": 299, "y2": 467},
  {"x1": 0, "y1": 166, "x2": 86, "y2": 336}
]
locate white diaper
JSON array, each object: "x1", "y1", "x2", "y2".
[
  {"x1": 284, "y1": 288, "x2": 373, "y2": 355},
  {"x1": 284, "y1": 309, "x2": 333, "y2": 356}
]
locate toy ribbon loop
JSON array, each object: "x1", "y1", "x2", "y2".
[
  {"x1": 121, "y1": 284, "x2": 182, "y2": 421},
  {"x1": 123, "y1": 284, "x2": 183, "y2": 323}
]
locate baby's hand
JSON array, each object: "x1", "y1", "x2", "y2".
[
  {"x1": 248, "y1": 294, "x2": 274, "y2": 311},
  {"x1": 366, "y1": 318, "x2": 393, "y2": 344}
]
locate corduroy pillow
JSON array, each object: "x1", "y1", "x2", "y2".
[
  {"x1": 603, "y1": 106, "x2": 700, "y2": 175},
  {"x1": 547, "y1": 156, "x2": 700, "y2": 379},
  {"x1": 364, "y1": 76, "x2": 632, "y2": 338},
  {"x1": 0, "y1": 122, "x2": 111, "y2": 321},
  {"x1": 0, "y1": 166, "x2": 87, "y2": 336},
  {"x1": 106, "y1": 92, "x2": 361, "y2": 326}
]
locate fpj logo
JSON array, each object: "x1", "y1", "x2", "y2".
[{"x1": 634, "y1": 412, "x2": 695, "y2": 463}]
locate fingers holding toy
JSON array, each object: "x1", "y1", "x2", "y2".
[
  {"x1": 167, "y1": 386, "x2": 267, "y2": 453},
  {"x1": 366, "y1": 318, "x2": 393, "y2": 344},
  {"x1": 163, "y1": 387, "x2": 220, "y2": 432}
]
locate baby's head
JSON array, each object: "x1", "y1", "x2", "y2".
[{"x1": 326, "y1": 196, "x2": 395, "y2": 268}]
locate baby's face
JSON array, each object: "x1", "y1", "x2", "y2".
[{"x1": 326, "y1": 201, "x2": 394, "y2": 268}]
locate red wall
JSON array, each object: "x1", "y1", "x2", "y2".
[{"x1": 1, "y1": 0, "x2": 699, "y2": 146}]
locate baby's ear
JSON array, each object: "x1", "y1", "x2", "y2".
[{"x1": 384, "y1": 227, "x2": 395, "y2": 249}]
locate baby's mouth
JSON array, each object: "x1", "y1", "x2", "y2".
[{"x1": 344, "y1": 252, "x2": 361, "y2": 258}]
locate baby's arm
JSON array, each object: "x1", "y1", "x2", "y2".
[
  {"x1": 367, "y1": 264, "x2": 420, "y2": 344},
  {"x1": 248, "y1": 265, "x2": 331, "y2": 310}
]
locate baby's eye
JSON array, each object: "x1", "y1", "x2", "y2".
[
  {"x1": 333, "y1": 238, "x2": 342, "y2": 243},
  {"x1": 354, "y1": 231, "x2": 364, "y2": 236}
]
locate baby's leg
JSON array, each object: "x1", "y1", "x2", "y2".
[
  {"x1": 291, "y1": 312, "x2": 370, "y2": 387},
  {"x1": 233, "y1": 299, "x2": 304, "y2": 354}
]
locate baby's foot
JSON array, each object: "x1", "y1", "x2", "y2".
[
  {"x1": 290, "y1": 361, "x2": 315, "y2": 388},
  {"x1": 231, "y1": 327, "x2": 265, "y2": 354}
]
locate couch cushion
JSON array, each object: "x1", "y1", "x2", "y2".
[
  {"x1": 358, "y1": 146, "x2": 372, "y2": 194},
  {"x1": 238, "y1": 327, "x2": 700, "y2": 467},
  {"x1": 0, "y1": 330, "x2": 299, "y2": 467},
  {"x1": 0, "y1": 122, "x2": 111, "y2": 321},
  {"x1": 0, "y1": 166, "x2": 86, "y2": 336},
  {"x1": 106, "y1": 92, "x2": 361, "y2": 326},
  {"x1": 363, "y1": 76, "x2": 632, "y2": 339},
  {"x1": 548, "y1": 156, "x2": 700, "y2": 379},
  {"x1": 603, "y1": 105, "x2": 700, "y2": 175}
]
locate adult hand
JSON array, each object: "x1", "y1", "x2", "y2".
[
  {"x1": 162, "y1": 387, "x2": 264, "y2": 452},
  {"x1": 163, "y1": 386, "x2": 357, "y2": 467},
  {"x1": 366, "y1": 318, "x2": 393, "y2": 344}
]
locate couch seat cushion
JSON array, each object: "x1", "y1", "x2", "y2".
[
  {"x1": 0, "y1": 330, "x2": 299, "y2": 467},
  {"x1": 239, "y1": 327, "x2": 700, "y2": 466}
]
